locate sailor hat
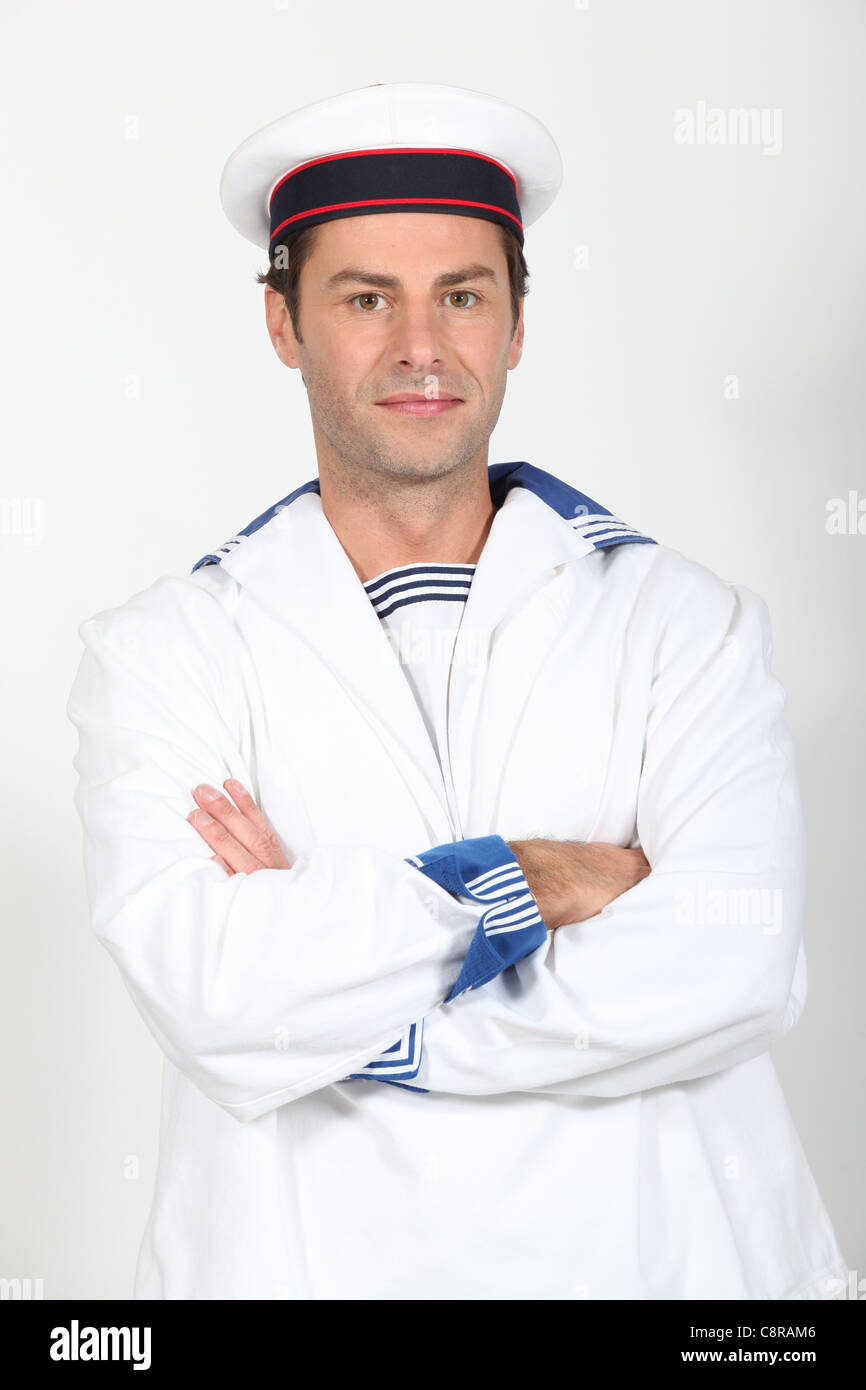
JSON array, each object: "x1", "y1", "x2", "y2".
[{"x1": 219, "y1": 81, "x2": 563, "y2": 254}]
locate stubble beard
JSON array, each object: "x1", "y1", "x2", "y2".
[{"x1": 301, "y1": 357, "x2": 507, "y2": 498}]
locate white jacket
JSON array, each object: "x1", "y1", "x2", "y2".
[{"x1": 67, "y1": 461, "x2": 849, "y2": 1300}]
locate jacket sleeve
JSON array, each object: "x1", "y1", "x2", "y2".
[
  {"x1": 66, "y1": 577, "x2": 547, "y2": 1122},
  {"x1": 401, "y1": 573, "x2": 810, "y2": 1100}
]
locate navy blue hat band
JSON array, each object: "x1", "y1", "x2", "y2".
[{"x1": 267, "y1": 146, "x2": 524, "y2": 251}]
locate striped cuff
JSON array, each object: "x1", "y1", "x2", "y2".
[
  {"x1": 342, "y1": 1019, "x2": 426, "y2": 1091},
  {"x1": 343, "y1": 835, "x2": 547, "y2": 1091}
]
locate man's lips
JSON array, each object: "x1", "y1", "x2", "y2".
[{"x1": 375, "y1": 392, "x2": 464, "y2": 418}]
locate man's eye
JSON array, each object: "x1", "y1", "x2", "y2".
[
  {"x1": 446, "y1": 290, "x2": 479, "y2": 308},
  {"x1": 351, "y1": 293, "x2": 388, "y2": 311}
]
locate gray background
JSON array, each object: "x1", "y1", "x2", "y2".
[{"x1": 1, "y1": 0, "x2": 862, "y2": 1298}]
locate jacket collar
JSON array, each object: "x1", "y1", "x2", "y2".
[
  {"x1": 192, "y1": 460, "x2": 654, "y2": 583},
  {"x1": 190, "y1": 461, "x2": 655, "y2": 641},
  {"x1": 189, "y1": 465, "x2": 654, "y2": 836}
]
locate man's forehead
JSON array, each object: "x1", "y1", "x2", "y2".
[{"x1": 308, "y1": 214, "x2": 508, "y2": 286}]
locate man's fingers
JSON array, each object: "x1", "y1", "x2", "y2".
[
  {"x1": 189, "y1": 782, "x2": 289, "y2": 870},
  {"x1": 222, "y1": 779, "x2": 290, "y2": 868},
  {"x1": 211, "y1": 853, "x2": 234, "y2": 876},
  {"x1": 188, "y1": 808, "x2": 263, "y2": 875}
]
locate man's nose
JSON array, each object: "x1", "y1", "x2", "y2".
[{"x1": 387, "y1": 301, "x2": 447, "y2": 372}]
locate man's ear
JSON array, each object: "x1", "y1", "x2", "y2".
[
  {"x1": 507, "y1": 298, "x2": 525, "y2": 370},
  {"x1": 264, "y1": 286, "x2": 301, "y2": 369}
]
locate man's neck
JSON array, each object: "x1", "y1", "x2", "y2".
[{"x1": 317, "y1": 460, "x2": 497, "y2": 584}]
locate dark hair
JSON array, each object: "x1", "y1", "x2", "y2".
[{"x1": 256, "y1": 219, "x2": 529, "y2": 344}]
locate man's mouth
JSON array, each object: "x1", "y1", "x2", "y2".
[{"x1": 375, "y1": 392, "x2": 464, "y2": 418}]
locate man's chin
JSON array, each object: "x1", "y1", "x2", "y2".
[
  {"x1": 345, "y1": 436, "x2": 462, "y2": 477},
  {"x1": 376, "y1": 452, "x2": 473, "y2": 480}
]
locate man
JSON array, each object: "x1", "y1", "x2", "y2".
[{"x1": 67, "y1": 81, "x2": 847, "y2": 1300}]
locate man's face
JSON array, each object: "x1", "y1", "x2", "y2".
[{"x1": 265, "y1": 212, "x2": 524, "y2": 485}]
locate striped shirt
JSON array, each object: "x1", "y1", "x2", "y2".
[{"x1": 364, "y1": 562, "x2": 476, "y2": 834}]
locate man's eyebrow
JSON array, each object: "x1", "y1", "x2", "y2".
[{"x1": 323, "y1": 263, "x2": 499, "y2": 293}]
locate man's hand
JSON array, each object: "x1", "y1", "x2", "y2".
[
  {"x1": 506, "y1": 839, "x2": 650, "y2": 929},
  {"x1": 187, "y1": 780, "x2": 291, "y2": 875}
]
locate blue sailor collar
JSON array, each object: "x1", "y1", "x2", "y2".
[{"x1": 190, "y1": 460, "x2": 655, "y2": 573}]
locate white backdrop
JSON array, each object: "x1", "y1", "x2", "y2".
[{"x1": 1, "y1": 0, "x2": 863, "y2": 1299}]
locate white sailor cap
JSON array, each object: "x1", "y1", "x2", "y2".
[{"x1": 219, "y1": 81, "x2": 563, "y2": 255}]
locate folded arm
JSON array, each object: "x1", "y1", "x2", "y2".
[
  {"x1": 403, "y1": 572, "x2": 809, "y2": 1099},
  {"x1": 67, "y1": 578, "x2": 546, "y2": 1122}
]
